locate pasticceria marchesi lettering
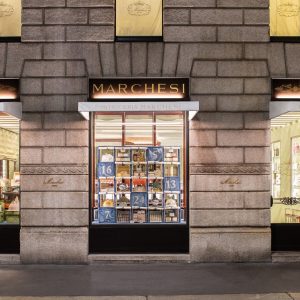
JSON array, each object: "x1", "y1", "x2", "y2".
[{"x1": 92, "y1": 83, "x2": 185, "y2": 95}]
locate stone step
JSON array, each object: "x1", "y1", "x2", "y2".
[
  {"x1": 272, "y1": 251, "x2": 300, "y2": 263},
  {"x1": 88, "y1": 254, "x2": 190, "y2": 264}
]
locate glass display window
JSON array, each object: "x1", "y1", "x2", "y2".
[
  {"x1": 0, "y1": 114, "x2": 20, "y2": 225},
  {"x1": 92, "y1": 112, "x2": 187, "y2": 225}
]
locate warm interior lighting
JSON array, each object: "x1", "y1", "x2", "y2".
[
  {"x1": 275, "y1": 93, "x2": 300, "y2": 99},
  {"x1": 92, "y1": 94, "x2": 184, "y2": 100},
  {"x1": 0, "y1": 93, "x2": 18, "y2": 100}
]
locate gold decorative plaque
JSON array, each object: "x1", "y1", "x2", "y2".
[
  {"x1": 0, "y1": 0, "x2": 21, "y2": 37},
  {"x1": 270, "y1": 0, "x2": 300, "y2": 36},
  {"x1": 116, "y1": 0, "x2": 162, "y2": 37}
]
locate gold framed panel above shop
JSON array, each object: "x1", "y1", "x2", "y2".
[
  {"x1": 115, "y1": 0, "x2": 163, "y2": 41},
  {"x1": 270, "y1": 0, "x2": 300, "y2": 41},
  {"x1": 0, "y1": 0, "x2": 21, "y2": 41}
]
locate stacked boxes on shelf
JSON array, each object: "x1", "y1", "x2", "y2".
[{"x1": 93, "y1": 146, "x2": 184, "y2": 224}]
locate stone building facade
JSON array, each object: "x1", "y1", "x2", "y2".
[{"x1": 0, "y1": 0, "x2": 290, "y2": 263}]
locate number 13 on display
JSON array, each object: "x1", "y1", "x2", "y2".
[{"x1": 164, "y1": 177, "x2": 180, "y2": 191}]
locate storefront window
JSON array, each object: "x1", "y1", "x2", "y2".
[
  {"x1": 271, "y1": 113, "x2": 300, "y2": 224},
  {"x1": 0, "y1": 113, "x2": 20, "y2": 224},
  {"x1": 92, "y1": 112, "x2": 186, "y2": 225}
]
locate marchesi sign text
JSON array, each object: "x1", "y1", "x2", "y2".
[{"x1": 89, "y1": 78, "x2": 189, "y2": 101}]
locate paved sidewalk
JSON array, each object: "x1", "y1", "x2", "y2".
[{"x1": 0, "y1": 263, "x2": 299, "y2": 298}]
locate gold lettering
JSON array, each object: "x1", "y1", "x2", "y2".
[
  {"x1": 182, "y1": 83, "x2": 185, "y2": 95},
  {"x1": 170, "y1": 84, "x2": 179, "y2": 93},
  {"x1": 119, "y1": 84, "x2": 128, "y2": 94},
  {"x1": 131, "y1": 84, "x2": 142, "y2": 93},
  {"x1": 93, "y1": 84, "x2": 104, "y2": 94},
  {"x1": 145, "y1": 84, "x2": 155, "y2": 94},
  {"x1": 106, "y1": 84, "x2": 115, "y2": 93},
  {"x1": 158, "y1": 84, "x2": 166, "y2": 93}
]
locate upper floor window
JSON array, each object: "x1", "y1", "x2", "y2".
[
  {"x1": 0, "y1": 0, "x2": 21, "y2": 41},
  {"x1": 270, "y1": 0, "x2": 300, "y2": 40},
  {"x1": 115, "y1": 0, "x2": 163, "y2": 41}
]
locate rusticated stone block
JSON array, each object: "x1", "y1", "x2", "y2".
[
  {"x1": 164, "y1": 26, "x2": 216, "y2": 42},
  {"x1": 218, "y1": 26, "x2": 269, "y2": 42},
  {"x1": 23, "y1": 0, "x2": 66, "y2": 7},
  {"x1": 22, "y1": 95, "x2": 65, "y2": 112},
  {"x1": 20, "y1": 227, "x2": 88, "y2": 264},
  {"x1": 21, "y1": 131, "x2": 65, "y2": 147},
  {"x1": 116, "y1": 43, "x2": 131, "y2": 76},
  {"x1": 22, "y1": 9, "x2": 43, "y2": 24},
  {"x1": 245, "y1": 43, "x2": 286, "y2": 77},
  {"x1": 0, "y1": 44, "x2": 5, "y2": 76},
  {"x1": 43, "y1": 147, "x2": 88, "y2": 164},
  {"x1": 44, "y1": 113, "x2": 88, "y2": 129},
  {"x1": 43, "y1": 43, "x2": 101, "y2": 76},
  {"x1": 20, "y1": 78, "x2": 43, "y2": 94},
  {"x1": 217, "y1": 130, "x2": 269, "y2": 146},
  {"x1": 66, "y1": 26, "x2": 114, "y2": 42},
  {"x1": 191, "y1": 9, "x2": 243, "y2": 24},
  {"x1": 190, "y1": 191, "x2": 270, "y2": 209},
  {"x1": 190, "y1": 228, "x2": 271, "y2": 262},
  {"x1": 66, "y1": 61, "x2": 86, "y2": 76},
  {"x1": 66, "y1": 95, "x2": 86, "y2": 111},
  {"x1": 190, "y1": 174, "x2": 270, "y2": 192},
  {"x1": 89, "y1": 8, "x2": 114, "y2": 24},
  {"x1": 165, "y1": 0, "x2": 216, "y2": 7},
  {"x1": 6, "y1": 44, "x2": 42, "y2": 77},
  {"x1": 244, "y1": 78, "x2": 271, "y2": 94},
  {"x1": 66, "y1": 130, "x2": 89, "y2": 146},
  {"x1": 162, "y1": 44, "x2": 179, "y2": 76},
  {"x1": 189, "y1": 130, "x2": 216, "y2": 147},
  {"x1": 217, "y1": 0, "x2": 269, "y2": 8},
  {"x1": 45, "y1": 8, "x2": 88, "y2": 24},
  {"x1": 245, "y1": 147, "x2": 270, "y2": 164},
  {"x1": 148, "y1": 43, "x2": 164, "y2": 76},
  {"x1": 189, "y1": 147, "x2": 243, "y2": 164},
  {"x1": 21, "y1": 175, "x2": 88, "y2": 192},
  {"x1": 218, "y1": 61, "x2": 269, "y2": 77},
  {"x1": 191, "y1": 78, "x2": 243, "y2": 94},
  {"x1": 21, "y1": 148, "x2": 43, "y2": 164},
  {"x1": 23, "y1": 61, "x2": 65, "y2": 77},
  {"x1": 244, "y1": 9, "x2": 269, "y2": 24},
  {"x1": 22, "y1": 26, "x2": 65, "y2": 42},
  {"x1": 164, "y1": 9, "x2": 190, "y2": 24},
  {"x1": 100, "y1": 43, "x2": 116, "y2": 76},
  {"x1": 21, "y1": 192, "x2": 88, "y2": 209},
  {"x1": 192, "y1": 61, "x2": 217, "y2": 77},
  {"x1": 244, "y1": 112, "x2": 270, "y2": 129},
  {"x1": 217, "y1": 95, "x2": 269, "y2": 112},
  {"x1": 43, "y1": 78, "x2": 87, "y2": 95},
  {"x1": 21, "y1": 209, "x2": 88, "y2": 226},
  {"x1": 285, "y1": 44, "x2": 300, "y2": 77},
  {"x1": 132, "y1": 43, "x2": 147, "y2": 76},
  {"x1": 191, "y1": 95, "x2": 217, "y2": 111},
  {"x1": 190, "y1": 209, "x2": 270, "y2": 227},
  {"x1": 67, "y1": 0, "x2": 113, "y2": 6},
  {"x1": 190, "y1": 112, "x2": 243, "y2": 129},
  {"x1": 21, "y1": 113, "x2": 43, "y2": 129}
]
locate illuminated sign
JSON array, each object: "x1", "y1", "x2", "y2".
[
  {"x1": 89, "y1": 78, "x2": 189, "y2": 101},
  {"x1": 116, "y1": 0, "x2": 162, "y2": 38},
  {"x1": 0, "y1": 0, "x2": 21, "y2": 38},
  {"x1": 272, "y1": 79, "x2": 300, "y2": 100},
  {"x1": 270, "y1": 0, "x2": 300, "y2": 37},
  {"x1": 0, "y1": 79, "x2": 19, "y2": 101}
]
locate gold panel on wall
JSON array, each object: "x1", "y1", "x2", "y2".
[
  {"x1": 270, "y1": 0, "x2": 300, "y2": 37},
  {"x1": 0, "y1": 0, "x2": 21, "y2": 37},
  {"x1": 116, "y1": 0, "x2": 162, "y2": 37}
]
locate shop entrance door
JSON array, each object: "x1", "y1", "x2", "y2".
[
  {"x1": 271, "y1": 112, "x2": 300, "y2": 251},
  {"x1": 89, "y1": 112, "x2": 189, "y2": 253}
]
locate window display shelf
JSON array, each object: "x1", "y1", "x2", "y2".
[{"x1": 94, "y1": 146, "x2": 184, "y2": 224}]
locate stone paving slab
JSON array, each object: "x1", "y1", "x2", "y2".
[{"x1": 0, "y1": 295, "x2": 297, "y2": 300}]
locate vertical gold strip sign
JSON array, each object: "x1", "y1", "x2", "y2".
[
  {"x1": 0, "y1": 0, "x2": 21, "y2": 37},
  {"x1": 270, "y1": 0, "x2": 300, "y2": 36},
  {"x1": 116, "y1": 0, "x2": 162, "y2": 37}
]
